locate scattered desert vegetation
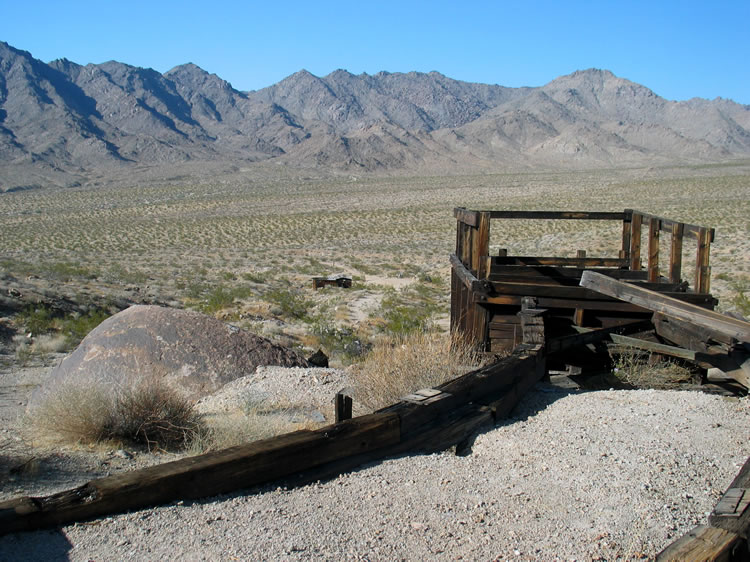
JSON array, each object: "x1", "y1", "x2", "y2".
[{"x1": 2, "y1": 162, "x2": 750, "y2": 459}]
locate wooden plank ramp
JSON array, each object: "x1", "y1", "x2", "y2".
[{"x1": 0, "y1": 347, "x2": 545, "y2": 535}]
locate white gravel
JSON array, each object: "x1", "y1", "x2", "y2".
[{"x1": 1, "y1": 384, "x2": 748, "y2": 561}]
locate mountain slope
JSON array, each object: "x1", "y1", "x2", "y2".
[{"x1": 1, "y1": 41, "x2": 748, "y2": 190}]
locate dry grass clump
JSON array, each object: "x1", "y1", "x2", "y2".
[
  {"x1": 611, "y1": 347, "x2": 700, "y2": 389},
  {"x1": 194, "y1": 407, "x2": 321, "y2": 453},
  {"x1": 32, "y1": 377, "x2": 204, "y2": 451},
  {"x1": 352, "y1": 331, "x2": 482, "y2": 411}
]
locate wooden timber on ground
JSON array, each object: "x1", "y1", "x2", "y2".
[
  {"x1": 0, "y1": 346, "x2": 546, "y2": 535},
  {"x1": 658, "y1": 456, "x2": 750, "y2": 561}
]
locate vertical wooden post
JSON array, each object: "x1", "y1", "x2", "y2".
[
  {"x1": 335, "y1": 390, "x2": 353, "y2": 423},
  {"x1": 471, "y1": 212, "x2": 491, "y2": 350},
  {"x1": 648, "y1": 217, "x2": 660, "y2": 282},
  {"x1": 669, "y1": 222, "x2": 684, "y2": 284},
  {"x1": 574, "y1": 249, "x2": 586, "y2": 326},
  {"x1": 473, "y1": 212, "x2": 490, "y2": 278},
  {"x1": 695, "y1": 227, "x2": 712, "y2": 294},
  {"x1": 629, "y1": 212, "x2": 643, "y2": 271},
  {"x1": 620, "y1": 209, "x2": 633, "y2": 261}
]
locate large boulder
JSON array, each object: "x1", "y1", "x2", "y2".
[{"x1": 30, "y1": 305, "x2": 309, "y2": 407}]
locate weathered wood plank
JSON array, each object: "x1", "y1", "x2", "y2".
[
  {"x1": 669, "y1": 222, "x2": 684, "y2": 284},
  {"x1": 653, "y1": 313, "x2": 731, "y2": 350},
  {"x1": 546, "y1": 320, "x2": 653, "y2": 354},
  {"x1": 488, "y1": 210, "x2": 625, "y2": 220},
  {"x1": 450, "y1": 254, "x2": 490, "y2": 294},
  {"x1": 453, "y1": 207, "x2": 479, "y2": 227},
  {"x1": 0, "y1": 345, "x2": 547, "y2": 535},
  {"x1": 581, "y1": 271, "x2": 750, "y2": 343},
  {"x1": 656, "y1": 525, "x2": 744, "y2": 561},
  {"x1": 696, "y1": 227, "x2": 713, "y2": 294},
  {"x1": 710, "y1": 455, "x2": 750, "y2": 539},
  {"x1": 0, "y1": 413, "x2": 401, "y2": 533},
  {"x1": 620, "y1": 209, "x2": 632, "y2": 261},
  {"x1": 473, "y1": 211, "x2": 490, "y2": 278},
  {"x1": 485, "y1": 280, "x2": 711, "y2": 305},
  {"x1": 648, "y1": 217, "x2": 661, "y2": 283},
  {"x1": 630, "y1": 212, "x2": 643, "y2": 271},
  {"x1": 635, "y1": 210, "x2": 715, "y2": 240},
  {"x1": 491, "y1": 256, "x2": 629, "y2": 268},
  {"x1": 489, "y1": 265, "x2": 649, "y2": 281}
]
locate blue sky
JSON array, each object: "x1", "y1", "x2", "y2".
[{"x1": 2, "y1": 0, "x2": 748, "y2": 103}]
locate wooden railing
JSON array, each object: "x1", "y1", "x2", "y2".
[{"x1": 453, "y1": 208, "x2": 714, "y2": 293}]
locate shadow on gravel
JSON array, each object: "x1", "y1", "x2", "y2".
[{"x1": 0, "y1": 528, "x2": 73, "y2": 559}]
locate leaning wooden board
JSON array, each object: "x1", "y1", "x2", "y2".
[{"x1": 580, "y1": 271, "x2": 750, "y2": 344}]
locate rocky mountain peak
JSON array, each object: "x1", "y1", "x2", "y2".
[{"x1": 0, "y1": 40, "x2": 748, "y2": 191}]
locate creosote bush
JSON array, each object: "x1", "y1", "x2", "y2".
[
  {"x1": 352, "y1": 331, "x2": 482, "y2": 411},
  {"x1": 32, "y1": 377, "x2": 205, "y2": 451}
]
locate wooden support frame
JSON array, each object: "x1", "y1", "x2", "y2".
[{"x1": 451, "y1": 207, "x2": 716, "y2": 354}]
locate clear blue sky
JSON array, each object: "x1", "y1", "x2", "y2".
[{"x1": 2, "y1": 0, "x2": 748, "y2": 103}]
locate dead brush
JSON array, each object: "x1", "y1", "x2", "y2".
[
  {"x1": 32, "y1": 377, "x2": 205, "y2": 452},
  {"x1": 611, "y1": 346, "x2": 700, "y2": 389},
  {"x1": 352, "y1": 331, "x2": 482, "y2": 411}
]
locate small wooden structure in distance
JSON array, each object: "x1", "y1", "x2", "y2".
[
  {"x1": 450, "y1": 208, "x2": 716, "y2": 355},
  {"x1": 312, "y1": 275, "x2": 352, "y2": 290}
]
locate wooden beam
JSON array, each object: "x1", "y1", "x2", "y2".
[
  {"x1": 620, "y1": 209, "x2": 632, "y2": 260},
  {"x1": 656, "y1": 525, "x2": 744, "y2": 561},
  {"x1": 669, "y1": 222, "x2": 684, "y2": 284},
  {"x1": 630, "y1": 212, "x2": 643, "y2": 271},
  {"x1": 710, "y1": 455, "x2": 750, "y2": 539},
  {"x1": 453, "y1": 207, "x2": 479, "y2": 227},
  {"x1": 491, "y1": 256, "x2": 629, "y2": 268},
  {"x1": 488, "y1": 210, "x2": 625, "y2": 220},
  {"x1": 633, "y1": 210, "x2": 715, "y2": 241},
  {"x1": 546, "y1": 320, "x2": 653, "y2": 354},
  {"x1": 0, "y1": 412, "x2": 400, "y2": 534},
  {"x1": 648, "y1": 217, "x2": 661, "y2": 283},
  {"x1": 696, "y1": 227, "x2": 712, "y2": 294},
  {"x1": 581, "y1": 271, "x2": 750, "y2": 343},
  {"x1": 450, "y1": 254, "x2": 490, "y2": 295}
]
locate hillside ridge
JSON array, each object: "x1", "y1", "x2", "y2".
[{"x1": 1, "y1": 40, "x2": 748, "y2": 189}]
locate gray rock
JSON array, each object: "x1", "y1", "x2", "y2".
[{"x1": 29, "y1": 305, "x2": 309, "y2": 407}]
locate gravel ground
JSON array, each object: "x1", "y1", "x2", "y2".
[{"x1": 0, "y1": 381, "x2": 747, "y2": 561}]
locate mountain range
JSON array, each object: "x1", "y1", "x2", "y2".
[{"x1": 1, "y1": 40, "x2": 749, "y2": 190}]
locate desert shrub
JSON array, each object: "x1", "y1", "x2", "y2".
[
  {"x1": 308, "y1": 315, "x2": 369, "y2": 362},
  {"x1": 16, "y1": 306, "x2": 109, "y2": 350},
  {"x1": 611, "y1": 347, "x2": 699, "y2": 389},
  {"x1": 265, "y1": 287, "x2": 310, "y2": 320},
  {"x1": 17, "y1": 305, "x2": 55, "y2": 336},
  {"x1": 32, "y1": 377, "x2": 204, "y2": 451},
  {"x1": 61, "y1": 309, "x2": 111, "y2": 347},
  {"x1": 729, "y1": 280, "x2": 750, "y2": 318},
  {"x1": 43, "y1": 261, "x2": 98, "y2": 281},
  {"x1": 371, "y1": 282, "x2": 444, "y2": 337},
  {"x1": 352, "y1": 331, "x2": 481, "y2": 411}
]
